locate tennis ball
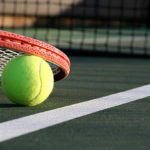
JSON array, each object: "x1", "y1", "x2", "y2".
[{"x1": 1, "y1": 55, "x2": 54, "y2": 106}]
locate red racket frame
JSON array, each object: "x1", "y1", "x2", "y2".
[{"x1": 0, "y1": 30, "x2": 70, "y2": 81}]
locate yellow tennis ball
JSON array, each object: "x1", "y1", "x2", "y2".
[{"x1": 1, "y1": 55, "x2": 54, "y2": 106}]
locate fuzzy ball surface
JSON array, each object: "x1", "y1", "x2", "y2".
[{"x1": 2, "y1": 55, "x2": 54, "y2": 106}]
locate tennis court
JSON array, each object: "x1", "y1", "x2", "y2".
[{"x1": 0, "y1": 0, "x2": 150, "y2": 150}]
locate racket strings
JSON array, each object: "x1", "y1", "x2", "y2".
[
  {"x1": 0, "y1": 48, "x2": 22, "y2": 75},
  {"x1": 0, "y1": 48, "x2": 59, "y2": 76}
]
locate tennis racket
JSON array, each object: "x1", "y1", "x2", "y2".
[{"x1": 0, "y1": 30, "x2": 70, "y2": 82}]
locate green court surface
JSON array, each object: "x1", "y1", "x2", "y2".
[{"x1": 0, "y1": 56, "x2": 150, "y2": 150}]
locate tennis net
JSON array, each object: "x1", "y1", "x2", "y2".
[{"x1": 0, "y1": 0, "x2": 150, "y2": 56}]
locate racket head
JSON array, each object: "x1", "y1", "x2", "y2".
[{"x1": 0, "y1": 30, "x2": 70, "y2": 82}]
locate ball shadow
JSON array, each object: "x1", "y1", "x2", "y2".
[{"x1": 0, "y1": 103, "x2": 24, "y2": 108}]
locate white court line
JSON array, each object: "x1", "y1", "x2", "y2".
[{"x1": 0, "y1": 84, "x2": 150, "y2": 142}]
